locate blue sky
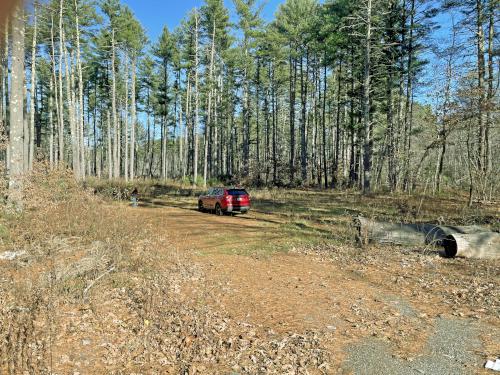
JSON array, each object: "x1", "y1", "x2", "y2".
[
  {"x1": 119, "y1": 0, "x2": 462, "y2": 107},
  {"x1": 121, "y1": 0, "x2": 283, "y2": 43}
]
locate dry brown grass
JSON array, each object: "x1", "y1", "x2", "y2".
[
  {"x1": 0, "y1": 167, "x2": 139, "y2": 373},
  {"x1": 0, "y1": 170, "x2": 336, "y2": 374},
  {"x1": 1, "y1": 174, "x2": 498, "y2": 373}
]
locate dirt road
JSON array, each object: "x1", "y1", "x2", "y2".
[
  {"x1": 127, "y1": 200, "x2": 499, "y2": 374},
  {"x1": 2, "y1": 191, "x2": 498, "y2": 374}
]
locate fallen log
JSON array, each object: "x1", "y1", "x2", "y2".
[
  {"x1": 443, "y1": 232, "x2": 500, "y2": 259},
  {"x1": 354, "y1": 217, "x2": 488, "y2": 248}
]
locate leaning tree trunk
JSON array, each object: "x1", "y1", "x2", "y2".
[{"x1": 8, "y1": 4, "x2": 25, "y2": 209}]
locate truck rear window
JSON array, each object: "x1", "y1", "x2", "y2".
[{"x1": 228, "y1": 189, "x2": 248, "y2": 196}]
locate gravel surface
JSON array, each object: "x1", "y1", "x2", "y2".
[{"x1": 344, "y1": 317, "x2": 484, "y2": 375}]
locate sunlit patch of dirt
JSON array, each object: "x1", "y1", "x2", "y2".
[{"x1": 1, "y1": 180, "x2": 498, "y2": 373}]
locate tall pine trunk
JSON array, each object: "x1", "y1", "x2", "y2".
[
  {"x1": 28, "y1": 4, "x2": 37, "y2": 170},
  {"x1": 300, "y1": 50, "x2": 309, "y2": 183},
  {"x1": 130, "y1": 56, "x2": 137, "y2": 180},
  {"x1": 362, "y1": 0, "x2": 373, "y2": 194},
  {"x1": 9, "y1": 4, "x2": 25, "y2": 209},
  {"x1": 111, "y1": 28, "x2": 119, "y2": 179},
  {"x1": 485, "y1": 1, "x2": 494, "y2": 174},
  {"x1": 58, "y1": 0, "x2": 65, "y2": 166},
  {"x1": 193, "y1": 11, "x2": 200, "y2": 185},
  {"x1": 75, "y1": 0, "x2": 85, "y2": 178},
  {"x1": 476, "y1": 0, "x2": 486, "y2": 173}
]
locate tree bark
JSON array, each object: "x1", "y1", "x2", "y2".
[
  {"x1": 193, "y1": 10, "x2": 200, "y2": 185},
  {"x1": 300, "y1": 49, "x2": 309, "y2": 183},
  {"x1": 322, "y1": 63, "x2": 328, "y2": 189},
  {"x1": 8, "y1": 4, "x2": 25, "y2": 209},
  {"x1": 362, "y1": 0, "x2": 373, "y2": 194},
  {"x1": 58, "y1": 0, "x2": 65, "y2": 166},
  {"x1": 203, "y1": 19, "x2": 216, "y2": 187},
  {"x1": 75, "y1": 0, "x2": 85, "y2": 179},
  {"x1": 289, "y1": 50, "x2": 297, "y2": 183},
  {"x1": 485, "y1": 0, "x2": 494, "y2": 174},
  {"x1": 333, "y1": 59, "x2": 342, "y2": 188},
  {"x1": 107, "y1": 111, "x2": 112, "y2": 179},
  {"x1": 402, "y1": 0, "x2": 415, "y2": 190},
  {"x1": 130, "y1": 56, "x2": 137, "y2": 180},
  {"x1": 111, "y1": 28, "x2": 119, "y2": 179},
  {"x1": 124, "y1": 56, "x2": 129, "y2": 181},
  {"x1": 476, "y1": 0, "x2": 486, "y2": 173},
  {"x1": 28, "y1": 4, "x2": 37, "y2": 170}
]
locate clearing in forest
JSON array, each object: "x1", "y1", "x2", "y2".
[{"x1": 1, "y1": 181, "x2": 499, "y2": 374}]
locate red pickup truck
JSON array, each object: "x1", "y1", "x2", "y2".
[{"x1": 198, "y1": 187, "x2": 251, "y2": 216}]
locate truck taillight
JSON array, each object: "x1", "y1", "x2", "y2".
[{"x1": 226, "y1": 195, "x2": 232, "y2": 202}]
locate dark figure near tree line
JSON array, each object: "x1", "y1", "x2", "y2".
[{"x1": 131, "y1": 188, "x2": 139, "y2": 208}]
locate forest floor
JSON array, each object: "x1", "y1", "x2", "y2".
[{"x1": 1, "y1": 177, "x2": 499, "y2": 374}]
